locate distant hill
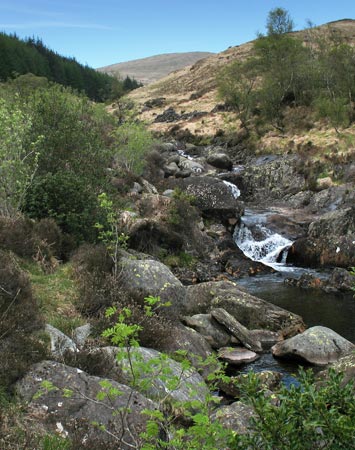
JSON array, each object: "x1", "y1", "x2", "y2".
[
  {"x1": 98, "y1": 52, "x2": 215, "y2": 85},
  {"x1": 125, "y1": 19, "x2": 355, "y2": 136}
]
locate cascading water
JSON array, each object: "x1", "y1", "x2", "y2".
[
  {"x1": 223, "y1": 180, "x2": 241, "y2": 199},
  {"x1": 234, "y1": 209, "x2": 293, "y2": 271}
]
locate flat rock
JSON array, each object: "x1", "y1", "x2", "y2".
[
  {"x1": 218, "y1": 347, "x2": 259, "y2": 366},
  {"x1": 272, "y1": 326, "x2": 355, "y2": 365}
]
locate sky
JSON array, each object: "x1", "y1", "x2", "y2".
[{"x1": 1, "y1": 0, "x2": 354, "y2": 68}]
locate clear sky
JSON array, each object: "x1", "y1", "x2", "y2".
[{"x1": 1, "y1": 1, "x2": 354, "y2": 68}]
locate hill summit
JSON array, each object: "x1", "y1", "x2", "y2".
[{"x1": 97, "y1": 52, "x2": 215, "y2": 85}]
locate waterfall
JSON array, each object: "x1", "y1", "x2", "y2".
[
  {"x1": 234, "y1": 210, "x2": 293, "y2": 271},
  {"x1": 223, "y1": 180, "x2": 241, "y2": 199}
]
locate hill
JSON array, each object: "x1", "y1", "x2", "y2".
[
  {"x1": 98, "y1": 52, "x2": 214, "y2": 85},
  {"x1": 125, "y1": 19, "x2": 355, "y2": 139}
]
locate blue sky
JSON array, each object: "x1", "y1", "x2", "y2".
[{"x1": 1, "y1": 1, "x2": 354, "y2": 68}]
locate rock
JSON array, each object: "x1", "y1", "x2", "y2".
[
  {"x1": 218, "y1": 347, "x2": 259, "y2": 366},
  {"x1": 182, "y1": 313, "x2": 234, "y2": 349},
  {"x1": 164, "y1": 161, "x2": 179, "y2": 177},
  {"x1": 211, "y1": 308, "x2": 262, "y2": 352},
  {"x1": 130, "y1": 181, "x2": 143, "y2": 194},
  {"x1": 153, "y1": 323, "x2": 214, "y2": 379},
  {"x1": 72, "y1": 323, "x2": 92, "y2": 348},
  {"x1": 207, "y1": 153, "x2": 233, "y2": 171},
  {"x1": 287, "y1": 234, "x2": 355, "y2": 268},
  {"x1": 167, "y1": 176, "x2": 244, "y2": 222},
  {"x1": 219, "y1": 371, "x2": 282, "y2": 398},
  {"x1": 328, "y1": 268, "x2": 355, "y2": 292},
  {"x1": 316, "y1": 176, "x2": 334, "y2": 191},
  {"x1": 309, "y1": 208, "x2": 355, "y2": 239},
  {"x1": 178, "y1": 158, "x2": 205, "y2": 174},
  {"x1": 272, "y1": 326, "x2": 355, "y2": 365},
  {"x1": 211, "y1": 402, "x2": 255, "y2": 434},
  {"x1": 141, "y1": 179, "x2": 158, "y2": 194},
  {"x1": 162, "y1": 189, "x2": 175, "y2": 197},
  {"x1": 119, "y1": 257, "x2": 186, "y2": 318},
  {"x1": 154, "y1": 107, "x2": 181, "y2": 123},
  {"x1": 16, "y1": 361, "x2": 156, "y2": 449},
  {"x1": 318, "y1": 353, "x2": 355, "y2": 387},
  {"x1": 175, "y1": 169, "x2": 192, "y2": 178},
  {"x1": 184, "y1": 281, "x2": 305, "y2": 336},
  {"x1": 248, "y1": 330, "x2": 281, "y2": 350},
  {"x1": 239, "y1": 155, "x2": 306, "y2": 201},
  {"x1": 45, "y1": 324, "x2": 77, "y2": 358},
  {"x1": 101, "y1": 346, "x2": 209, "y2": 408}
]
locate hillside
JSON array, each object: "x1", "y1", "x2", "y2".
[
  {"x1": 125, "y1": 19, "x2": 355, "y2": 140},
  {"x1": 98, "y1": 52, "x2": 214, "y2": 85}
]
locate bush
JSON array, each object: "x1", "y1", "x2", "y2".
[
  {"x1": 0, "y1": 250, "x2": 46, "y2": 390},
  {"x1": 112, "y1": 121, "x2": 155, "y2": 176},
  {"x1": 23, "y1": 171, "x2": 102, "y2": 244}
]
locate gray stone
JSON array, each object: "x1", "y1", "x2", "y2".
[
  {"x1": 218, "y1": 347, "x2": 259, "y2": 366},
  {"x1": 211, "y1": 308, "x2": 262, "y2": 352},
  {"x1": 207, "y1": 153, "x2": 233, "y2": 171},
  {"x1": 211, "y1": 402, "x2": 255, "y2": 434},
  {"x1": 72, "y1": 323, "x2": 92, "y2": 347},
  {"x1": 119, "y1": 257, "x2": 186, "y2": 319},
  {"x1": 101, "y1": 346, "x2": 209, "y2": 408},
  {"x1": 141, "y1": 179, "x2": 158, "y2": 194},
  {"x1": 272, "y1": 326, "x2": 355, "y2": 365},
  {"x1": 130, "y1": 181, "x2": 143, "y2": 194},
  {"x1": 16, "y1": 361, "x2": 156, "y2": 449},
  {"x1": 45, "y1": 324, "x2": 77, "y2": 358},
  {"x1": 184, "y1": 281, "x2": 305, "y2": 336},
  {"x1": 182, "y1": 313, "x2": 233, "y2": 349}
]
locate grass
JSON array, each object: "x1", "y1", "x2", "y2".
[{"x1": 20, "y1": 260, "x2": 85, "y2": 337}]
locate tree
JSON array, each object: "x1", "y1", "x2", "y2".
[
  {"x1": 266, "y1": 7, "x2": 294, "y2": 36},
  {"x1": 0, "y1": 97, "x2": 40, "y2": 218}
]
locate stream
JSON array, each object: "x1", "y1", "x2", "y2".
[{"x1": 232, "y1": 206, "x2": 355, "y2": 383}]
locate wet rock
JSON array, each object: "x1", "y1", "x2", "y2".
[
  {"x1": 45, "y1": 324, "x2": 77, "y2": 358},
  {"x1": 218, "y1": 347, "x2": 259, "y2": 366},
  {"x1": 167, "y1": 176, "x2": 244, "y2": 222},
  {"x1": 184, "y1": 281, "x2": 305, "y2": 335},
  {"x1": 272, "y1": 326, "x2": 355, "y2": 365},
  {"x1": 182, "y1": 313, "x2": 234, "y2": 348},
  {"x1": 248, "y1": 329, "x2": 281, "y2": 350},
  {"x1": 16, "y1": 361, "x2": 156, "y2": 449},
  {"x1": 211, "y1": 308, "x2": 262, "y2": 352},
  {"x1": 211, "y1": 402, "x2": 255, "y2": 434}
]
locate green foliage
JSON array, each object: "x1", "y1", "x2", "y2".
[
  {"x1": 24, "y1": 171, "x2": 101, "y2": 244},
  {"x1": 265, "y1": 7, "x2": 294, "y2": 36},
  {"x1": 0, "y1": 96, "x2": 41, "y2": 217},
  {"x1": 235, "y1": 368, "x2": 355, "y2": 449},
  {"x1": 218, "y1": 8, "x2": 355, "y2": 132},
  {"x1": 95, "y1": 193, "x2": 129, "y2": 277},
  {"x1": 112, "y1": 121, "x2": 155, "y2": 175},
  {"x1": 0, "y1": 32, "x2": 134, "y2": 101}
]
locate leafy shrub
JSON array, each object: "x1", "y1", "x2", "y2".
[
  {"x1": 23, "y1": 171, "x2": 101, "y2": 244},
  {"x1": 112, "y1": 121, "x2": 155, "y2": 175},
  {"x1": 0, "y1": 250, "x2": 46, "y2": 390}
]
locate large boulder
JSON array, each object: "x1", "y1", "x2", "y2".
[
  {"x1": 184, "y1": 281, "x2": 305, "y2": 336},
  {"x1": 206, "y1": 153, "x2": 233, "y2": 171},
  {"x1": 272, "y1": 326, "x2": 355, "y2": 365},
  {"x1": 119, "y1": 257, "x2": 186, "y2": 319},
  {"x1": 45, "y1": 324, "x2": 77, "y2": 358},
  {"x1": 16, "y1": 361, "x2": 157, "y2": 449},
  {"x1": 287, "y1": 207, "x2": 355, "y2": 268},
  {"x1": 167, "y1": 176, "x2": 244, "y2": 222},
  {"x1": 101, "y1": 346, "x2": 209, "y2": 408},
  {"x1": 238, "y1": 155, "x2": 306, "y2": 201},
  {"x1": 318, "y1": 353, "x2": 355, "y2": 387}
]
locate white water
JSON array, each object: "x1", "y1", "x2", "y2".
[
  {"x1": 234, "y1": 210, "x2": 294, "y2": 271},
  {"x1": 223, "y1": 180, "x2": 241, "y2": 199}
]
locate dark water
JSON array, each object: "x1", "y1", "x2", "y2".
[{"x1": 235, "y1": 271, "x2": 355, "y2": 383}]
